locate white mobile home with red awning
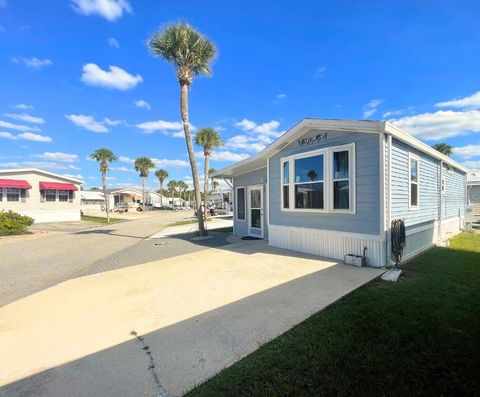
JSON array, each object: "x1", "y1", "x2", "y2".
[{"x1": 0, "y1": 169, "x2": 82, "y2": 223}]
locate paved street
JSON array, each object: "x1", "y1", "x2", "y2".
[{"x1": 0, "y1": 212, "x2": 190, "y2": 307}]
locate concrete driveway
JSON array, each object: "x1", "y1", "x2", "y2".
[{"x1": 0, "y1": 239, "x2": 383, "y2": 397}]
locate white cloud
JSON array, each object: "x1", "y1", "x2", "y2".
[
  {"x1": 197, "y1": 150, "x2": 249, "y2": 162},
  {"x1": 17, "y1": 132, "x2": 52, "y2": 142},
  {"x1": 103, "y1": 117, "x2": 122, "y2": 126},
  {"x1": 314, "y1": 66, "x2": 326, "y2": 78},
  {"x1": 62, "y1": 173, "x2": 84, "y2": 180},
  {"x1": 23, "y1": 57, "x2": 52, "y2": 69},
  {"x1": 118, "y1": 156, "x2": 134, "y2": 164},
  {"x1": 363, "y1": 99, "x2": 383, "y2": 118},
  {"x1": 235, "y1": 119, "x2": 256, "y2": 131},
  {"x1": 35, "y1": 152, "x2": 78, "y2": 162},
  {"x1": 452, "y1": 144, "x2": 480, "y2": 160},
  {"x1": 65, "y1": 114, "x2": 115, "y2": 132},
  {"x1": 0, "y1": 131, "x2": 17, "y2": 140},
  {"x1": 71, "y1": 0, "x2": 132, "y2": 21},
  {"x1": 391, "y1": 110, "x2": 480, "y2": 141},
  {"x1": 111, "y1": 166, "x2": 133, "y2": 172},
  {"x1": 225, "y1": 134, "x2": 266, "y2": 153},
  {"x1": 3, "y1": 113, "x2": 44, "y2": 124},
  {"x1": 382, "y1": 107, "x2": 415, "y2": 119},
  {"x1": 463, "y1": 160, "x2": 480, "y2": 171},
  {"x1": 0, "y1": 120, "x2": 40, "y2": 132},
  {"x1": 14, "y1": 104, "x2": 33, "y2": 110},
  {"x1": 134, "y1": 99, "x2": 151, "y2": 110},
  {"x1": 108, "y1": 37, "x2": 119, "y2": 48},
  {"x1": 152, "y1": 158, "x2": 190, "y2": 168},
  {"x1": 436, "y1": 91, "x2": 480, "y2": 110},
  {"x1": 172, "y1": 130, "x2": 185, "y2": 138},
  {"x1": 81, "y1": 63, "x2": 142, "y2": 90},
  {"x1": 118, "y1": 156, "x2": 189, "y2": 168},
  {"x1": 0, "y1": 161, "x2": 70, "y2": 170},
  {"x1": 137, "y1": 120, "x2": 189, "y2": 134},
  {"x1": 230, "y1": 118, "x2": 284, "y2": 154}
]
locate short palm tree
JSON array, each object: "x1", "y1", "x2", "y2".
[
  {"x1": 212, "y1": 180, "x2": 220, "y2": 192},
  {"x1": 195, "y1": 128, "x2": 223, "y2": 217},
  {"x1": 134, "y1": 157, "x2": 155, "y2": 212},
  {"x1": 149, "y1": 23, "x2": 216, "y2": 236},
  {"x1": 432, "y1": 143, "x2": 453, "y2": 156},
  {"x1": 155, "y1": 169, "x2": 169, "y2": 209},
  {"x1": 89, "y1": 148, "x2": 117, "y2": 223}
]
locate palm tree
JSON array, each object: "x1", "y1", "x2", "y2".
[
  {"x1": 208, "y1": 168, "x2": 217, "y2": 193},
  {"x1": 195, "y1": 128, "x2": 223, "y2": 217},
  {"x1": 149, "y1": 23, "x2": 216, "y2": 236},
  {"x1": 134, "y1": 157, "x2": 155, "y2": 212},
  {"x1": 178, "y1": 181, "x2": 188, "y2": 203},
  {"x1": 212, "y1": 180, "x2": 220, "y2": 192},
  {"x1": 89, "y1": 148, "x2": 117, "y2": 223},
  {"x1": 167, "y1": 180, "x2": 177, "y2": 206},
  {"x1": 432, "y1": 143, "x2": 453, "y2": 156},
  {"x1": 155, "y1": 169, "x2": 169, "y2": 209}
]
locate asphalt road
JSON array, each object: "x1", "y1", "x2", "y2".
[{"x1": 0, "y1": 212, "x2": 190, "y2": 307}]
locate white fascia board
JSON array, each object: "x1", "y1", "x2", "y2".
[{"x1": 384, "y1": 123, "x2": 468, "y2": 173}]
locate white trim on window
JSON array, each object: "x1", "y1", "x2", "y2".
[
  {"x1": 235, "y1": 186, "x2": 246, "y2": 221},
  {"x1": 408, "y1": 153, "x2": 420, "y2": 210},
  {"x1": 280, "y1": 143, "x2": 356, "y2": 214}
]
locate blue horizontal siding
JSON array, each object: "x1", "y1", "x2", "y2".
[
  {"x1": 233, "y1": 167, "x2": 268, "y2": 239},
  {"x1": 390, "y1": 139, "x2": 440, "y2": 226},
  {"x1": 443, "y1": 165, "x2": 465, "y2": 220},
  {"x1": 269, "y1": 129, "x2": 380, "y2": 235}
]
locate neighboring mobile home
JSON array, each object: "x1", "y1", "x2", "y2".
[
  {"x1": 0, "y1": 169, "x2": 82, "y2": 223},
  {"x1": 467, "y1": 172, "x2": 480, "y2": 220},
  {"x1": 215, "y1": 119, "x2": 468, "y2": 267}
]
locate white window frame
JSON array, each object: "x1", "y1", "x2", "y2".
[
  {"x1": 281, "y1": 159, "x2": 290, "y2": 210},
  {"x1": 58, "y1": 190, "x2": 69, "y2": 202},
  {"x1": 408, "y1": 153, "x2": 420, "y2": 210},
  {"x1": 280, "y1": 142, "x2": 356, "y2": 214},
  {"x1": 441, "y1": 176, "x2": 446, "y2": 196},
  {"x1": 235, "y1": 186, "x2": 246, "y2": 221},
  {"x1": 330, "y1": 144, "x2": 356, "y2": 214},
  {"x1": 45, "y1": 189, "x2": 57, "y2": 202}
]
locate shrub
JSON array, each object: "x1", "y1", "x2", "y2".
[{"x1": 0, "y1": 210, "x2": 34, "y2": 235}]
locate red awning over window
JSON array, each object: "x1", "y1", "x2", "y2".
[
  {"x1": 0, "y1": 179, "x2": 32, "y2": 189},
  {"x1": 39, "y1": 182, "x2": 78, "y2": 191}
]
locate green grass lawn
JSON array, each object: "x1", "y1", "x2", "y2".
[
  {"x1": 187, "y1": 233, "x2": 480, "y2": 396},
  {"x1": 81, "y1": 215, "x2": 124, "y2": 224}
]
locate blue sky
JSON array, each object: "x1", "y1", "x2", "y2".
[{"x1": 1, "y1": 0, "x2": 480, "y2": 189}]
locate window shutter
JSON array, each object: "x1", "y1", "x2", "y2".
[
  {"x1": 20, "y1": 189, "x2": 27, "y2": 203},
  {"x1": 40, "y1": 190, "x2": 45, "y2": 203},
  {"x1": 69, "y1": 191, "x2": 74, "y2": 203}
]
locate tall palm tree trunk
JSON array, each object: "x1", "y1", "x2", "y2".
[
  {"x1": 180, "y1": 82, "x2": 206, "y2": 235},
  {"x1": 142, "y1": 176, "x2": 145, "y2": 212},
  {"x1": 203, "y1": 155, "x2": 209, "y2": 218},
  {"x1": 101, "y1": 170, "x2": 110, "y2": 223},
  {"x1": 160, "y1": 181, "x2": 163, "y2": 209}
]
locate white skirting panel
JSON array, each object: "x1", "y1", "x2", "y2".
[
  {"x1": 440, "y1": 216, "x2": 464, "y2": 239},
  {"x1": 268, "y1": 224, "x2": 385, "y2": 267},
  {"x1": 18, "y1": 210, "x2": 81, "y2": 223}
]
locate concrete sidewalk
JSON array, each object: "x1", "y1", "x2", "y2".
[
  {"x1": 148, "y1": 218, "x2": 233, "y2": 239},
  {"x1": 0, "y1": 240, "x2": 383, "y2": 397}
]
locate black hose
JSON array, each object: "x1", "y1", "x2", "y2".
[{"x1": 391, "y1": 219, "x2": 406, "y2": 266}]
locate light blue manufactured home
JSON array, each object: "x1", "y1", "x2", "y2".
[{"x1": 216, "y1": 119, "x2": 468, "y2": 267}]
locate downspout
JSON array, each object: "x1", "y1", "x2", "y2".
[
  {"x1": 439, "y1": 161, "x2": 443, "y2": 239},
  {"x1": 385, "y1": 132, "x2": 393, "y2": 267}
]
